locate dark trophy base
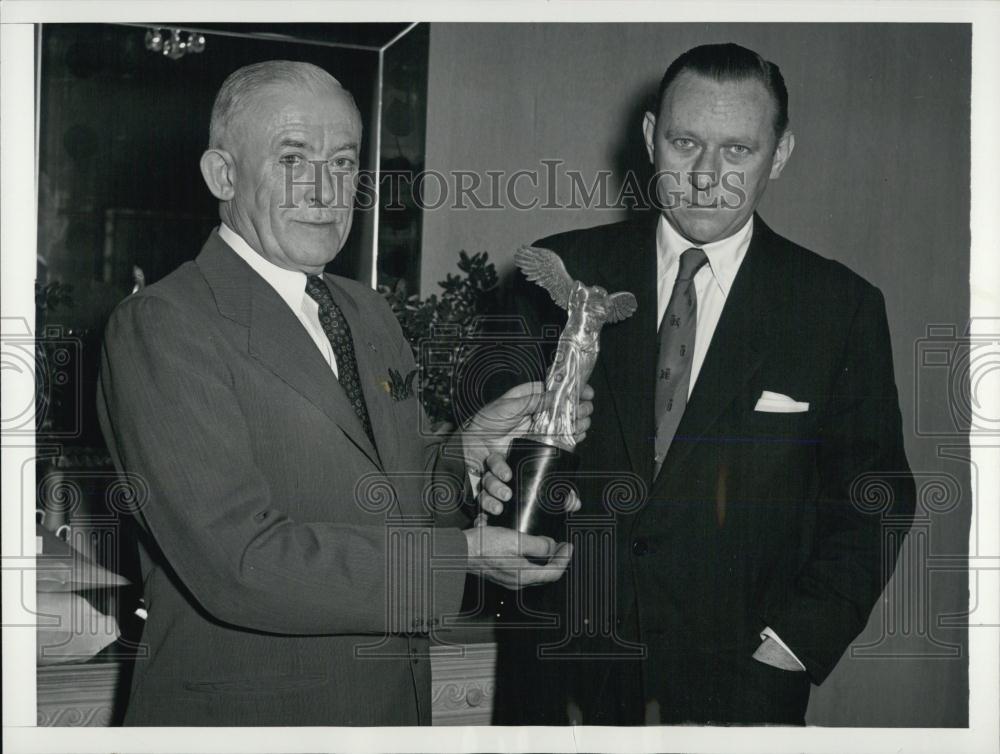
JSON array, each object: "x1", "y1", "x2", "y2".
[{"x1": 494, "y1": 437, "x2": 580, "y2": 541}]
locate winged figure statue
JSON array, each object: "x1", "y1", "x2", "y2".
[{"x1": 514, "y1": 245, "x2": 638, "y2": 450}]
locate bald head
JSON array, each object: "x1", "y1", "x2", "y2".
[{"x1": 208, "y1": 60, "x2": 361, "y2": 150}]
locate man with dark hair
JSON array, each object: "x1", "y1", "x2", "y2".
[
  {"x1": 655, "y1": 42, "x2": 790, "y2": 140},
  {"x1": 97, "y1": 60, "x2": 587, "y2": 726},
  {"x1": 485, "y1": 42, "x2": 914, "y2": 725}
]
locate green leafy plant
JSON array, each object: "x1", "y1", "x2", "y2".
[{"x1": 380, "y1": 251, "x2": 498, "y2": 428}]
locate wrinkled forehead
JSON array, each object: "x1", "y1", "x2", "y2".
[
  {"x1": 235, "y1": 81, "x2": 362, "y2": 148},
  {"x1": 660, "y1": 71, "x2": 777, "y2": 137}
]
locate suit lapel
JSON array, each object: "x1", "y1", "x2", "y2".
[
  {"x1": 652, "y1": 215, "x2": 782, "y2": 488},
  {"x1": 196, "y1": 231, "x2": 383, "y2": 470},
  {"x1": 594, "y1": 214, "x2": 659, "y2": 481}
]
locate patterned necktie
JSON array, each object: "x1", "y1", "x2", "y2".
[
  {"x1": 653, "y1": 247, "x2": 708, "y2": 478},
  {"x1": 305, "y1": 274, "x2": 377, "y2": 450}
]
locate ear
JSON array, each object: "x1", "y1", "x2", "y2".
[
  {"x1": 769, "y1": 130, "x2": 795, "y2": 179},
  {"x1": 200, "y1": 149, "x2": 236, "y2": 201},
  {"x1": 642, "y1": 111, "x2": 657, "y2": 165}
]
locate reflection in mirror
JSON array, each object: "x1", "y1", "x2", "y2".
[{"x1": 376, "y1": 23, "x2": 429, "y2": 295}]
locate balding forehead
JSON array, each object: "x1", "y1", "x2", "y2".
[
  {"x1": 225, "y1": 82, "x2": 362, "y2": 148},
  {"x1": 208, "y1": 61, "x2": 360, "y2": 149}
]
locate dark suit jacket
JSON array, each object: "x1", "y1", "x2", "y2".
[
  {"x1": 490, "y1": 212, "x2": 915, "y2": 725},
  {"x1": 97, "y1": 230, "x2": 469, "y2": 726}
]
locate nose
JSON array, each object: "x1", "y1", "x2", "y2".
[
  {"x1": 688, "y1": 149, "x2": 721, "y2": 193},
  {"x1": 326, "y1": 163, "x2": 356, "y2": 212},
  {"x1": 300, "y1": 161, "x2": 353, "y2": 211}
]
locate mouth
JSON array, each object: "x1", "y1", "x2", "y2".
[{"x1": 292, "y1": 217, "x2": 341, "y2": 226}]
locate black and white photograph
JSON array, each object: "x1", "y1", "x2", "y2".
[{"x1": 1, "y1": 2, "x2": 998, "y2": 753}]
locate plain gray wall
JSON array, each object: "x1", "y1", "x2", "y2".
[{"x1": 420, "y1": 23, "x2": 971, "y2": 727}]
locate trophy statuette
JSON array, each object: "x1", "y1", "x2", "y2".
[{"x1": 494, "y1": 245, "x2": 638, "y2": 539}]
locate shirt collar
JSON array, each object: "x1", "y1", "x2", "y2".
[
  {"x1": 217, "y1": 223, "x2": 310, "y2": 309},
  {"x1": 656, "y1": 214, "x2": 753, "y2": 298}
]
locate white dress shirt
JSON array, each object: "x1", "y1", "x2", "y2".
[
  {"x1": 218, "y1": 223, "x2": 338, "y2": 378},
  {"x1": 655, "y1": 214, "x2": 752, "y2": 396}
]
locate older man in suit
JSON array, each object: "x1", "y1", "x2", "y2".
[
  {"x1": 97, "y1": 60, "x2": 587, "y2": 726},
  {"x1": 483, "y1": 43, "x2": 915, "y2": 725}
]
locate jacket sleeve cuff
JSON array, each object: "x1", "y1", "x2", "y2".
[{"x1": 396, "y1": 525, "x2": 468, "y2": 635}]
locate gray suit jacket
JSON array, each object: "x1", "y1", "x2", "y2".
[{"x1": 97, "y1": 230, "x2": 469, "y2": 725}]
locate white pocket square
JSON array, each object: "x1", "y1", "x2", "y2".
[{"x1": 754, "y1": 390, "x2": 809, "y2": 413}]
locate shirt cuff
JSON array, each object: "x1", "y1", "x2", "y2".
[
  {"x1": 468, "y1": 469, "x2": 482, "y2": 498},
  {"x1": 760, "y1": 627, "x2": 807, "y2": 670}
]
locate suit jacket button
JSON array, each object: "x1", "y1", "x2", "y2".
[{"x1": 632, "y1": 538, "x2": 648, "y2": 557}]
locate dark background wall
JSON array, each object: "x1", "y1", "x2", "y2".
[{"x1": 421, "y1": 23, "x2": 972, "y2": 727}]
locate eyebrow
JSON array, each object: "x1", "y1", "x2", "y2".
[
  {"x1": 277, "y1": 137, "x2": 358, "y2": 153},
  {"x1": 329, "y1": 141, "x2": 359, "y2": 153},
  {"x1": 665, "y1": 129, "x2": 760, "y2": 146}
]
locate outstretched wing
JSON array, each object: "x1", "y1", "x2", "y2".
[
  {"x1": 514, "y1": 245, "x2": 574, "y2": 310},
  {"x1": 605, "y1": 291, "x2": 638, "y2": 323}
]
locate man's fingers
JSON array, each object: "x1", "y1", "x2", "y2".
[
  {"x1": 550, "y1": 541, "x2": 574, "y2": 565},
  {"x1": 484, "y1": 452, "x2": 511, "y2": 482},
  {"x1": 507, "y1": 387, "x2": 551, "y2": 421},
  {"x1": 479, "y1": 494, "x2": 504, "y2": 517},
  {"x1": 501, "y1": 381, "x2": 547, "y2": 417},
  {"x1": 481, "y1": 381, "x2": 595, "y2": 437},
  {"x1": 516, "y1": 542, "x2": 574, "y2": 585},
  {"x1": 465, "y1": 381, "x2": 542, "y2": 436},
  {"x1": 517, "y1": 533, "x2": 558, "y2": 559},
  {"x1": 500, "y1": 381, "x2": 547, "y2": 400},
  {"x1": 483, "y1": 471, "x2": 511, "y2": 500},
  {"x1": 531, "y1": 542, "x2": 573, "y2": 574},
  {"x1": 470, "y1": 530, "x2": 574, "y2": 590}
]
